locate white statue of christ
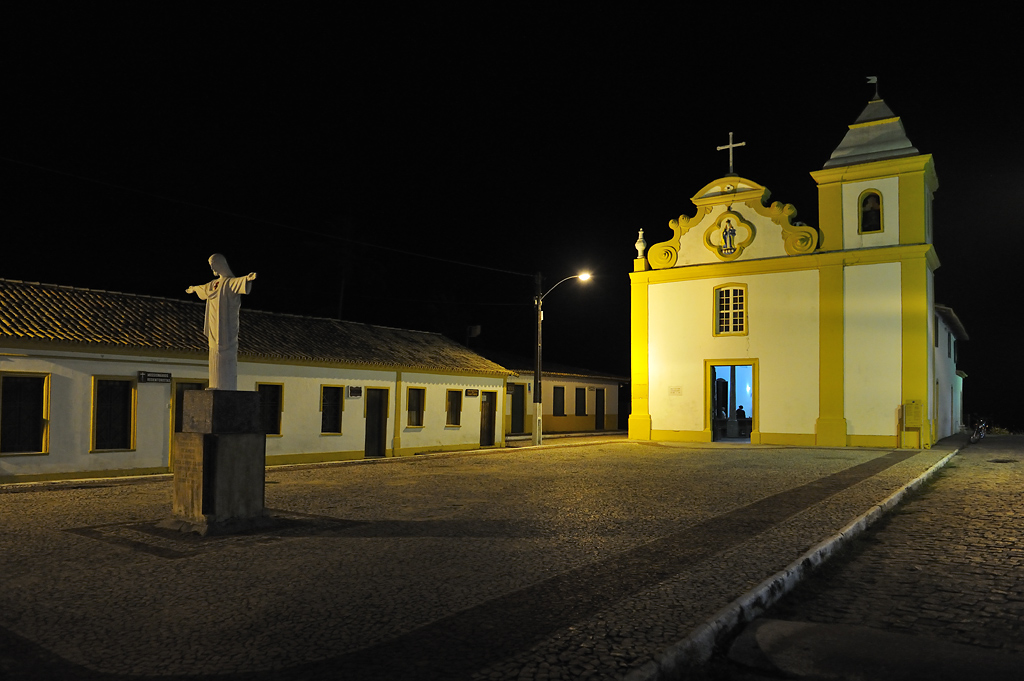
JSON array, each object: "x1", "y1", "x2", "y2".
[{"x1": 186, "y1": 254, "x2": 257, "y2": 391}]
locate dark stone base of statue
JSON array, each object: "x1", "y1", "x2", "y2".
[{"x1": 157, "y1": 390, "x2": 267, "y2": 536}]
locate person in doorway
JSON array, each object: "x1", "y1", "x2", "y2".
[{"x1": 735, "y1": 406, "x2": 747, "y2": 436}]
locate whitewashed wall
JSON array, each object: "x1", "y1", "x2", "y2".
[
  {"x1": 396, "y1": 372, "x2": 506, "y2": 450},
  {"x1": 933, "y1": 319, "x2": 963, "y2": 439},
  {"x1": 844, "y1": 263, "x2": 902, "y2": 436},
  {"x1": 0, "y1": 349, "x2": 201, "y2": 479},
  {"x1": 1, "y1": 348, "x2": 505, "y2": 481},
  {"x1": 647, "y1": 269, "x2": 819, "y2": 435},
  {"x1": 841, "y1": 176, "x2": 900, "y2": 249}
]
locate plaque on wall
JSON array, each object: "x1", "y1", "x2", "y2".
[
  {"x1": 347, "y1": 386, "x2": 363, "y2": 398},
  {"x1": 138, "y1": 371, "x2": 172, "y2": 383},
  {"x1": 465, "y1": 389, "x2": 480, "y2": 397}
]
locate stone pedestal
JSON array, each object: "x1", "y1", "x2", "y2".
[{"x1": 160, "y1": 390, "x2": 267, "y2": 535}]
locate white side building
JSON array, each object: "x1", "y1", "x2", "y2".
[{"x1": 0, "y1": 279, "x2": 511, "y2": 483}]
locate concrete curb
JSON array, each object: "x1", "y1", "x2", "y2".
[{"x1": 624, "y1": 448, "x2": 960, "y2": 681}]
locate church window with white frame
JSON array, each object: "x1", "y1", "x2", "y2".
[{"x1": 715, "y1": 285, "x2": 747, "y2": 336}]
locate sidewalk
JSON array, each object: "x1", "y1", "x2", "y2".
[
  {"x1": 503, "y1": 431, "x2": 627, "y2": 447},
  {"x1": 714, "y1": 433, "x2": 1024, "y2": 680},
  {"x1": 0, "y1": 437, "x2": 966, "y2": 680}
]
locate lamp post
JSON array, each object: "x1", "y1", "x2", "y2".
[{"x1": 534, "y1": 271, "x2": 591, "y2": 445}]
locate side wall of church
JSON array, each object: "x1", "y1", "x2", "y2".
[
  {"x1": 933, "y1": 319, "x2": 963, "y2": 439},
  {"x1": 647, "y1": 269, "x2": 819, "y2": 438}
]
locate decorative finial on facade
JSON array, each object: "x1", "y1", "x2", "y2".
[
  {"x1": 867, "y1": 75, "x2": 880, "y2": 101},
  {"x1": 635, "y1": 229, "x2": 647, "y2": 258},
  {"x1": 717, "y1": 132, "x2": 746, "y2": 176}
]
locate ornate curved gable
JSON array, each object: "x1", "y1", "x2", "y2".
[{"x1": 647, "y1": 176, "x2": 820, "y2": 269}]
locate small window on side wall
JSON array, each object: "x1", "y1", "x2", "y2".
[
  {"x1": 553, "y1": 386, "x2": 566, "y2": 416},
  {"x1": 408, "y1": 387, "x2": 425, "y2": 427},
  {"x1": 257, "y1": 383, "x2": 284, "y2": 435},
  {"x1": 321, "y1": 385, "x2": 343, "y2": 434},
  {"x1": 859, "y1": 191, "x2": 882, "y2": 233},
  {"x1": 93, "y1": 377, "x2": 135, "y2": 450},
  {"x1": 446, "y1": 390, "x2": 462, "y2": 426},
  {"x1": 1, "y1": 373, "x2": 49, "y2": 454}
]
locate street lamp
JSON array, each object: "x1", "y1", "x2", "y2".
[{"x1": 534, "y1": 271, "x2": 591, "y2": 445}]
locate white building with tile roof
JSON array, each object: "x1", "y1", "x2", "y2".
[
  {"x1": 0, "y1": 279, "x2": 512, "y2": 483},
  {"x1": 476, "y1": 351, "x2": 627, "y2": 436}
]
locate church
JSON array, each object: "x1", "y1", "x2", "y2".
[{"x1": 629, "y1": 89, "x2": 966, "y2": 449}]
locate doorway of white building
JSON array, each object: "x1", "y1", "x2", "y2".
[
  {"x1": 169, "y1": 378, "x2": 208, "y2": 471},
  {"x1": 510, "y1": 384, "x2": 526, "y2": 434},
  {"x1": 364, "y1": 388, "x2": 389, "y2": 457},
  {"x1": 710, "y1": 364, "x2": 753, "y2": 443},
  {"x1": 480, "y1": 391, "x2": 497, "y2": 446}
]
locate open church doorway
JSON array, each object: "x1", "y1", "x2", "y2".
[{"x1": 709, "y1": 363, "x2": 754, "y2": 443}]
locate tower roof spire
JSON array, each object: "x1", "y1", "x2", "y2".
[{"x1": 823, "y1": 79, "x2": 919, "y2": 169}]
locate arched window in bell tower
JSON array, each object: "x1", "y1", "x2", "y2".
[{"x1": 859, "y1": 190, "x2": 883, "y2": 233}]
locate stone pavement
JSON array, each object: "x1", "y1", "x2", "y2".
[
  {"x1": 0, "y1": 437, "x2": 962, "y2": 680},
  {"x1": 710, "y1": 433, "x2": 1024, "y2": 680}
]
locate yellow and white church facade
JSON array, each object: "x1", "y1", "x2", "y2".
[{"x1": 629, "y1": 92, "x2": 966, "y2": 449}]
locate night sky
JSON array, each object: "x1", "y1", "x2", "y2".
[{"x1": 3, "y1": 9, "x2": 1019, "y2": 430}]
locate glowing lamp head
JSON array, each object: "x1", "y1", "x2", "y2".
[{"x1": 578, "y1": 272, "x2": 591, "y2": 281}]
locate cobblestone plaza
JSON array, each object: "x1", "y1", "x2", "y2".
[{"x1": 0, "y1": 438, "x2": 960, "y2": 680}]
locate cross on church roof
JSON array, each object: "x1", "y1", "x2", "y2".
[{"x1": 717, "y1": 132, "x2": 745, "y2": 176}]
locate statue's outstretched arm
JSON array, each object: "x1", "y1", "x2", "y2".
[
  {"x1": 186, "y1": 284, "x2": 211, "y2": 300},
  {"x1": 245, "y1": 272, "x2": 257, "y2": 281}
]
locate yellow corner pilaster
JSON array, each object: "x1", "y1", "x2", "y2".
[
  {"x1": 902, "y1": 255, "x2": 932, "y2": 449},
  {"x1": 816, "y1": 264, "x2": 847, "y2": 446},
  {"x1": 629, "y1": 271, "x2": 651, "y2": 440},
  {"x1": 391, "y1": 371, "x2": 402, "y2": 456},
  {"x1": 899, "y1": 172, "x2": 927, "y2": 245},
  {"x1": 815, "y1": 181, "x2": 844, "y2": 252}
]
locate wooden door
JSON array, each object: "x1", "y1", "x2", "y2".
[
  {"x1": 480, "y1": 391, "x2": 497, "y2": 446},
  {"x1": 511, "y1": 384, "x2": 525, "y2": 434},
  {"x1": 595, "y1": 388, "x2": 605, "y2": 430},
  {"x1": 365, "y1": 388, "x2": 388, "y2": 457}
]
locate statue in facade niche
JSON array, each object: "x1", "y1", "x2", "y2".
[{"x1": 186, "y1": 254, "x2": 257, "y2": 391}]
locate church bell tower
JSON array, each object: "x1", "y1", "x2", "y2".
[{"x1": 810, "y1": 83, "x2": 940, "y2": 448}]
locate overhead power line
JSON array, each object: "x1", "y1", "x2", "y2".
[{"x1": 2, "y1": 154, "x2": 535, "y2": 278}]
